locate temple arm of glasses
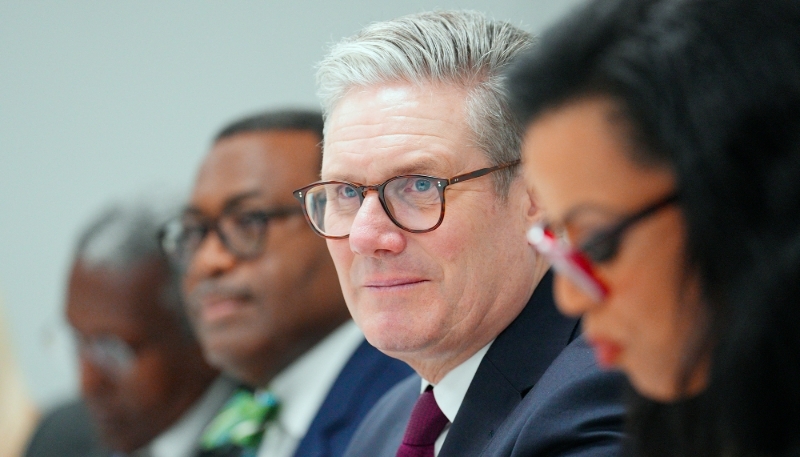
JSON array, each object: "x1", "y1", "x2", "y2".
[{"x1": 448, "y1": 160, "x2": 520, "y2": 184}]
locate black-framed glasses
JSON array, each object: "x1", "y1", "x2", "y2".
[
  {"x1": 292, "y1": 160, "x2": 520, "y2": 238},
  {"x1": 527, "y1": 192, "x2": 679, "y2": 302},
  {"x1": 158, "y1": 206, "x2": 304, "y2": 266}
]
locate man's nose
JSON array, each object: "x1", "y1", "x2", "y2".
[
  {"x1": 187, "y1": 229, "x2": 237, "y2": 280},
  {"x1": 79, "y1": 356, "x2": 112, "y2": 397},
  {"x1": 348, "y1": 192, "x2": 406, "y2": 257}
]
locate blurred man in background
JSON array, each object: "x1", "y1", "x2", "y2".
[
  {"x1": 26, "y1": 199, "x2": 234, "y2": 457},
  {"x1": 160, "y1": 109, "x2": 412, "y2": 457}
]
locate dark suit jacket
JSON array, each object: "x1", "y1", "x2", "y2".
[
  {"x1": 24, "y1": 400, "x2": 110, "y2": 457},
  {"x1": 292, "y1": 339, "x2": 414, "y2": 457},
  {"x1": 344, "y1": 272, "x2": 626, "y2": 457}
]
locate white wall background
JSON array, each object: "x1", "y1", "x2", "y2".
[{"x1": 0, "y1": 0, "x2": 585, "y2": 409}]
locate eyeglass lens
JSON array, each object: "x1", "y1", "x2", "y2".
[
  {"x1": 526, "y1": 193, "x2": 679, "y2": 301},
  {"x1": 299, "y1": 176, "x2": 444, "y2": 237},
  {"x1": 160, "y1": 208, "x2": 302, "y2": 265}
]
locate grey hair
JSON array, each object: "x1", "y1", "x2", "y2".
[
  {"x1": 74, "y1": 196, "x2": 191, "y2": 335},
  {"x1": 316, "y1": 10, "x2": 534, "y2": 195}
]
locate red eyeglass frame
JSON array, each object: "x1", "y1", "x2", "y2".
[{"x1": 526, "y1": 224, "x2": 609, "y2": 302}]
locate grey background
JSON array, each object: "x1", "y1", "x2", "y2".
[{"x1": 0, "y1": 0, "x2": 585, "y2": 409}]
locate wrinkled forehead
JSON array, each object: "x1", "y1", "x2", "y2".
[{"x1": 321, "y1": 82, "x2": 484, "y2": 183}]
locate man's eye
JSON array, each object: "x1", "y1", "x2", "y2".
[
  {"x1": 412, "y1": 178, "x2": 433, "y2": 192},
  {"x1": 235, "y1": 212, "x2": 269, "y2": 228},
  {"x1": 340, "y1": 185, "x2": 358, "y2": 199},
  {"x1": 181, "y1": 221, "x2": 207, "y2": 240}
]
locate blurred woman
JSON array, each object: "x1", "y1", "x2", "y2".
[{"x1": 505, "y1": 0, "x2": 800, "y2": 456}]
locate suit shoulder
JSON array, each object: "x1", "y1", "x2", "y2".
[
  {"x1": 345, "y1": 341, "x2": 414, "y2": 390},
  {"x1": 25, "y1": 400, "x2": 102, "y2": 457},
  {"x1": 343, "y1": 374, "x2": 420, "y2": 457},
  {"x1": 292, "y1": 341, "x2": 413, "y2": 457},
  {"x1": 309, "y1": 339, "x2": 414, "y2": 426},
  {"x1": 484, "y1": 337, "x2": 627, "y2": 457}
]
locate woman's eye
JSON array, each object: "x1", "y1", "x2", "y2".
[{"x1": 580, "y1": 230, "x2": 620, "y2": 264}]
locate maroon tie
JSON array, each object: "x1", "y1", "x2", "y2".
[{"x1": 396, "y1": 387, "x2": 450, "y2": 457}]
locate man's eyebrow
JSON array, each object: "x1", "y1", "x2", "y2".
[
  {"x1": 183, "y1": 190, "x2": 262, "y2": 216},
  {"x1": 390, "y1": 159, "x2": 445, "y2": 176},
  {"x1": 222, "y1": 191, "x2": 262, "y2": 212},
  {"x1": 325, "y1": 157, "x2": 446, "y2": 182}
]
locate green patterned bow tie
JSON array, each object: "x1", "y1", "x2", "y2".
[{"x1": 200, "y1": 388, "x2": 281, "y2": 453}]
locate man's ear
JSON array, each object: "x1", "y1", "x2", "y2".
[{"x1": 524, "y1": 186, "x2": 542, "y2": 224}]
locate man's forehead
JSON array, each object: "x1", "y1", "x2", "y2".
[
  {"x1": 190, "y1": 141, "x2": 310, "y2": 213},
  {"x1": 70, "y1": 259, "x2": 164, "y2": 298},
  {"x1": 325, "y1": 83, "x2": 467, "y2": 133},
  {"x1": 321, "y1": 82, "x2": 476, "y2": 182},
  {"x1": 187, "y1": 187, "x2": 266, "y2": 216}
]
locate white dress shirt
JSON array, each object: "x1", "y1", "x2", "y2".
[
  {"x1": 256, "y1": 320, "x2": 364, "y2": 457},
  {"x1": 420, "y1": 341, "x2": 494, "y2": 456},
  {"x1": 145, "y1": 376, "x2": 238, "y2": 457}
]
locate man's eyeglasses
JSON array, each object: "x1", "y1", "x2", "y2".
[
  {"x1": 158, "y1": 206, "x2": 304, "y2": 266},
  {"x1": 527, "y1": 193, "x2": 679, "y2": 302},
  {"x1": 75, "y1": 333, "x2": 136, "y2": 379},
  {"x1": 292, "y1": 160, "x2": 520, "y2": 238}
]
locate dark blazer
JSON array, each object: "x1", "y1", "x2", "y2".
[
  {"x1": 292, "y1": 339, "x2": 414, "y2": 457},
  {"x1": 344, "y1": 272, "x2": 626, "y2": 457},
  {"x1": 24, "y1": 400, "x2": 110, "y2": 457}
]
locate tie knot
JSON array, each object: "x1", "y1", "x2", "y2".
[
  {"x1": 201, "y1": 389, "x2": 281, "y2": 451},
  {"x1": 399, "y1": 387, "x2": 450, "y2": 452}
]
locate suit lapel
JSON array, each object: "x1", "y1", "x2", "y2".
[
  {"x1": 294, "y1": 340, "x2": 371, "y2": 455},
  {"x1": 293, "y1": 339, "x2": 413, "y2": 457},
  {"x1": 439, "y1": 272, "x2": 580, "y2": 456}
]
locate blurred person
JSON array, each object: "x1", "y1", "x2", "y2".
[
  {"x1": 0, "y1": 299, "x2": 39, "y2": 457},
  {"x1": 506, "y1": 0, "x2": 800, "y2": 456},
  {"x1": 161, "y1": 109, "x2": 412, "y2": 457},
  {"x1": 26, "y1": 200, "x2": 231, "y2": 457},
  {"x1": 296, "y1": 10, "x2": 625, "y2": 457}
]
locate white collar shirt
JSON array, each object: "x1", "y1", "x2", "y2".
[
  {"x1": 145, "y1": 376, "x2": 238, "y2": 457},
  {"x1": 420, "y1": 341, "x2": 494, "y2": 456},
  {"x1": 256, "y1": 320, "x2": 364, "y2": 457}
]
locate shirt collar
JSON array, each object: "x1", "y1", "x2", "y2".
[
  {"x1": 260, "y1": 320, "x2": 364, "y2": 439},
  {"x1": 420, "y1": 340, "x2": 494, "y2": 423},
  {"x1": 147, "y1": 376, "x2": 238, "y2": 457}
]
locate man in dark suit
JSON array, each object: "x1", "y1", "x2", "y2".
[
  {"x1": 26, "y1": 199, "x2": 233, "y2": 457},
  {"x1": 293, "y1": 10, "x2": 626, "y2": 456},
  {"x1": 25, "y1": 401, "x2": 100, "y2": 457},
  {"x1": 160, "y1": 110, "x2": 412, "y2": 457}
]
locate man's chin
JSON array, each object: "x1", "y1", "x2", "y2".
[
  {"x1": 202, "y1": 340, "x2": 265, "y2": 385},
  {"x1": 361, "y1": 321, "x2": 434, "y2": 361}
]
